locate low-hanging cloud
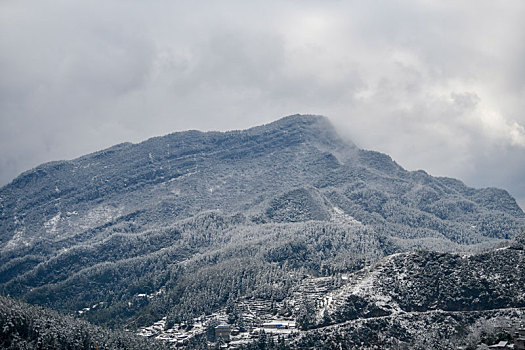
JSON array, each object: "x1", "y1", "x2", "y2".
[{"x1": 1, "y1": 0, "x2": 524, "y2": 208}]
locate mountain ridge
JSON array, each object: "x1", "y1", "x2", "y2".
[{"x1": 0, "y1": 114, "x2": 524, "y2": 342}]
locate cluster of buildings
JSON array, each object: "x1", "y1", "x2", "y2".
[
  {"x1": 136, "y1": 308, "x2": 297, "y2": 348},
  {"x1": 472, "y1": 327, "x2": 525, "y2": 350},
  {"x1": 136, "y1": 316, "x2": 204, "y2": 346},
  {"x1": 215, "y1": 320, "x2": 297, "y2": 341},
  {"x1": 214, "y1": 320, "x2": 297, "y2": 348},
  {"x1": 517, "y1": 327, "x2": 525, "y2": 349}
]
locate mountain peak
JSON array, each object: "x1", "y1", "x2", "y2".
[
  {"x1": 255, "y1": 114, "x2": 332, "y2": 133},
  {"x1": 248, "y1": 114, "x2": 354, "y2": 151},
  {"x1": 265, "y1": 114, "x2": 329, "y2": 127}
]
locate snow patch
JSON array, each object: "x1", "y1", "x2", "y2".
[
  {"x1": 44, "y1": 212, "x2": 61, "y2": 234},
  {"x1": 4, "y1": 227, "x2": 28, "y2": 250},
  {"x1": 331, "y1": 207, "x2": 363, "y2": 226},
  {"x1": 77, "y1": 205, "x2": 122, "y2": 230}
]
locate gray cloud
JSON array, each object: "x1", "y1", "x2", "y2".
[{"x1": 1, "y1": 0, "x2": 524, "y2": 209}]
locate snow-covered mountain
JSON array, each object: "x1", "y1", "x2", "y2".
[{"x1": 0, "y1": 115, "x2": 523, "y2": 348}]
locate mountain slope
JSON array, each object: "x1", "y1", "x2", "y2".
[
  {"x1": 0, "y1": 296, "x2": 170, "y2": 350},
  {"x1": 287, "y1": 234, "x2": 525, "y2": 349},
  {"x1": 292, "y1": 237, "x2": 525, "y2": 329},
  {"x1": 1, "y1": 115, "x2": 522, "y2": 253},
  {"x1": 0, "y1": 115, "x2": 523, "y2": 329}
]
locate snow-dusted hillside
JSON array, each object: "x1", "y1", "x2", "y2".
[{"x1": 0, "y1": 115, "x2": 524, "y2": 348}]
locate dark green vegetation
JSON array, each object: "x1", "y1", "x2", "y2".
[
  {"x1": 314, "y1": 241, "x2": 525, "y2": 328},
  {"x1": 0, "y1": 296, "x2": 169, "y2": 349},
  {"x1": 0, "y1": 115, "x2": 524, "y2": 345},
  {"x1": 269, "y1": 232, "x2": 525, "y2": 349},
  {"x1": 293, "y1": 308, "x2": 524, "y2": 350},
  {"x1": 291, "y1": 230, "x2": 525, "y2": 318}
]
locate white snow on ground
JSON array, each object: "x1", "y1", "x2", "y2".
[
  {"x1": 168, "y1": 171, "x2": 199, "y2": 182},
  {"x1": 208, "y1": 185, "x2": 221, "y2": 194},
  {"x1": 44, "y1": 212, "x2": 61, "y2": 234},
  {"x1": 77, "y1": 205, "x2": 122, "y2": 230},
  {"x1": 349, "y1": 270, "x2": 377, "y2": 298},
  {"x1": 316, "y1": 259, "x2": 404, "y2": 321},
  {"x1": 136, "y1": 288, "x2": 165, "y2": 300},
  {"x1": 3, "y1": 215, "x2": 30, "y2": 250},
  {"x1": 331, "y1": 207, "x2": 363, "y2": 226},
  {"x1": 4, "y1": 228, "x2": 28, "y2": 250},
  {"x1": 77, "y1": 302, "x2": 105, "y2": 315},
  {"x1": 317, "y1": 295, "x2": 333, "y2": 319}
]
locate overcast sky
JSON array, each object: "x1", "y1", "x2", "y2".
[{"x1": 1, "y1": 0, "x2": 524, "y2": 208}]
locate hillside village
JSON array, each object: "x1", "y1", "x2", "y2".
[
  {"x1": 134, "y1": 247, "x2": 525, "y2": 349},
  {"x1": 135, "y1": 230, "x2": 525, "y2": 349},
  {"x1": 136, "y1": 299, "x2": 525, "y2": 349},
  {"x1": 136, "y1": 297, "x2": 298, "y2": 348}
]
